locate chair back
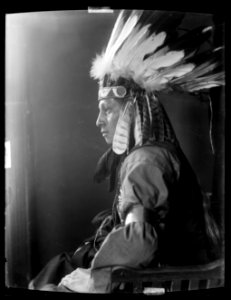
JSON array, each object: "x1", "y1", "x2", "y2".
[{"x1": 110, "y1": 258, "x2": 224, "y2": 293}]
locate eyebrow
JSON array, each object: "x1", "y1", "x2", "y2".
[{"x1": 98, "y1": 101, "x2": 113, "y2": 110}]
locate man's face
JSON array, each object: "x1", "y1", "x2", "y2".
[{"x1": 96, "y1": 98, "x2": 123, "y2": 144}]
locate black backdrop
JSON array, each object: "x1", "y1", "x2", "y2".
[{"x1": 5, "y1": 10, "x2": 224, "y2": 287}]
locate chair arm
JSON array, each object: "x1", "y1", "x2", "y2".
[{"x1": 111, "y1": 258, "x2": 224, "y2": 282}]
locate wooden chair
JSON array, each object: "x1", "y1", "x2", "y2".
[{"x1": 109, "y1": 258, "x2": 224, "y2": 294}]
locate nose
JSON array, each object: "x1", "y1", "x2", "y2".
[{"x1": 96, "y1": 111, "x2": 105, "y2": 127}]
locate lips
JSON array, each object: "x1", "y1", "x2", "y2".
[{"x1": 101, "y1": 130, "x2": 108, "y2": 135}]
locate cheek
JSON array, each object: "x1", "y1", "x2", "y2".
[{"x1": 109, "y1": 113, "x2": 120, "y2": 131}]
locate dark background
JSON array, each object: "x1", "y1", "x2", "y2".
[{"x1": 5, "y1": 10, "x2": 224, "y2": 288}]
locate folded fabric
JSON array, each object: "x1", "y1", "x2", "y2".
[{"x1": 58, "y1": 267, "x2": 112, "y2": 293}]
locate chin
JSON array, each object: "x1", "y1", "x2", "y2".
[{"x1": 104, "y1": 137, "x2": 113, "y2": 144}]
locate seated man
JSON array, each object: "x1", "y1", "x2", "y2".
[{"x1": 29, "y1": 10, "x2": 223, "y2": 293}]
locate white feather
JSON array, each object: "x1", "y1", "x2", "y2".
[
  {"x1": 105, "y1": 13, "x2": 139, "y2": 64},
  {"x1": 137, "y1": 63, "x2": 195, "y2": 91},
  {"x1": 134, "y1": 99, "x2": 142, "y2": 146},
  {"x1": 90, "y1": 10, "x2": 224, "y2": 94},
  {"x1": 111, "y1": 30, "x2": 166, "y2": 83},
  {"x1": 128, "y1": 32, "x2": 167, "y2": 72},
  {"x1": 112, "y1": 25, "x2": 150, "y2": 71},
  {"x1": 172, "y1": 62, "x2": 218, "y2": 84},
  {"x1": 112, "y1": 101, "x2": 133, "y2": 154},
  {"x1": 148, "y1": 51, "x2": 185, "y2": 70},
  {"x1": 91, "y1": 11, "x2": 141, "y2": 81},
  {"x1": 180, "y1": 72, "x2": 225, "y2": 92},
  {"x1": 105, "y1": 10, "x2": 125, "y2": 54},
  {"x1": 90, "y1": 53, "x2": 106, "y2": 79},
  {"x1": 163, "y1": 63, "x2": 195, "y2": 79},
  {"x1": 144, "y1": 77, "x2": 169, "y2": 92}
]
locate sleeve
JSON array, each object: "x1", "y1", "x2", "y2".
[
  {"x1": 118, "y1": 162, "x2": 171, "y2": 220},
  {"x1": 91, "y1": 149, "x2": 178, "y2": 270}
]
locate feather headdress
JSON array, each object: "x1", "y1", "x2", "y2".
[
  {"x1": 90, "y1": 10, "x2": 224, "y2": 93},
  {"x1": 90, "y1": 10, "x2": 225, "y2": 154}
]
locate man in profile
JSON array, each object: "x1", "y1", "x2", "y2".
[{"x1": 30, "y1": 10, "x2": 223, "y2": 293}]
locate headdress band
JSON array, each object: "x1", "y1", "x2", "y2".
[{"x1": 98, "y1": 86, "x2": 127, "y2": 101}]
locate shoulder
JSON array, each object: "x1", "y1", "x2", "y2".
[
  {"x1": 120, "y1": 144, "x2": 181, "y2": 180},
  {"x1": 125, "y1": 144, "x2": 179, "y2": 169}
]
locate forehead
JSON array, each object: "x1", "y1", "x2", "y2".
[{"x1": 98, "y1": 98, "x2": 123, "y2": 110}]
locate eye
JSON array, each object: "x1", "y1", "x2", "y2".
[{"x1": 105, "y1": 108, "x2": 112, "y2": 114}]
